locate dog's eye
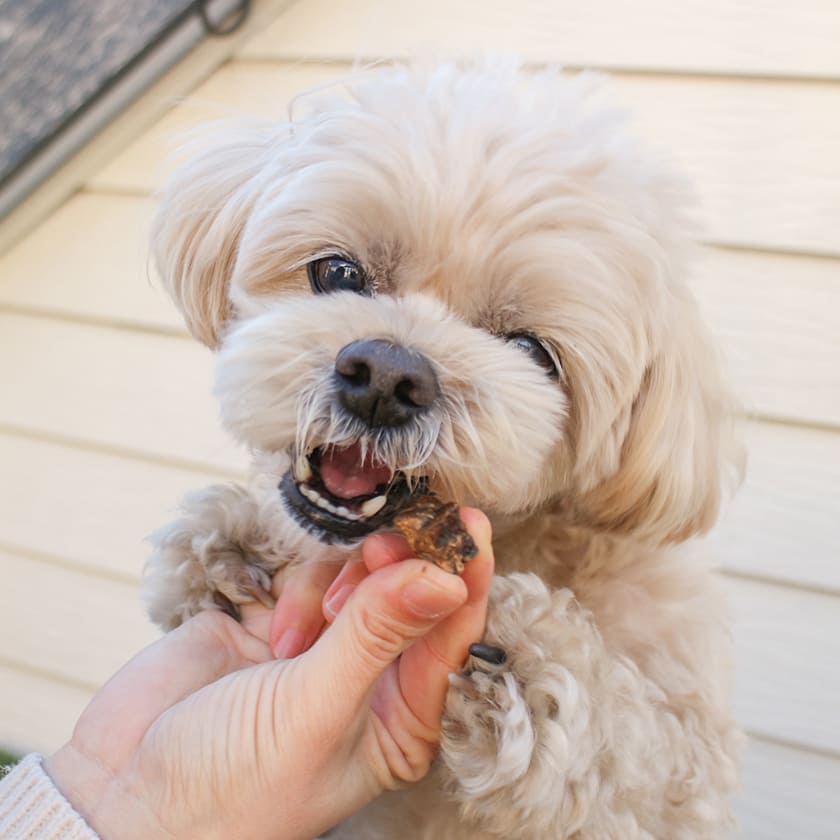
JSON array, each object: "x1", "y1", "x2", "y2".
[
  {"x1": 507, "y1": 333, "x2": 559, "y2": 380},
  {"x1": 308, "y1": 257, "x2": 367, "y2": 295}
]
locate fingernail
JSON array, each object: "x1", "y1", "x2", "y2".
[
  {"x1": 402, "y1": 572, "x2": 465, "y2": 618},
  {"x1": 273, "y1": 626, "x2": 305, "y2": 660},
  {"x1": 460, "y1": 508, "x2": 492, "y2": 553},
  {"x1": 325, "y1": 584, "x2": 356, "y2": 618}
]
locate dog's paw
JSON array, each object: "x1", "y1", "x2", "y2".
[
  {"x1": 206, "y1": 542, "x2": 277, "y2": 618},
  {"x1": 145, "y1": 483, "x2": 277, "y2": 630},
  {"x1": 441, "y1": 651, "x2": 535, "y2": 797},
  {"x1": 439, "y1": 573, "x2": 586, "y2": 832}
]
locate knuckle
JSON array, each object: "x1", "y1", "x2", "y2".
[
  {"x1": 402, "y1": 743, "x2": 436, "y2": 784},
  {"x1": 353, "y1": 601, "x2": 411, "y2": 665},
  {"x1": 188, "y1": 607, "x2": 245, "y2": 652},
  {"x1": 191, "y1": 607, "x2": 235, "y2": 636}
]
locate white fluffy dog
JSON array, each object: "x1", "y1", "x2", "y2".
[{"x1": 144, "y1": 61, "x2": 743, "y2": 838}]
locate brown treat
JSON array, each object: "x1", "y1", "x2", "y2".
[{"x1": 392, "y1": 493, "x2": 478, "y2": 574}]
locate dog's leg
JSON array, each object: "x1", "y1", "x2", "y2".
[
  {"x1": 144, "y1": 483, "x2": 280, "y2": 631},
  {"x1": 440, "y1": 572, "x2": 740, "y2": 839}
]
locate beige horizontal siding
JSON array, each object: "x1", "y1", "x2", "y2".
[
  {"x1": 0, "y1": 664, "x2": 93, "y2": 756},
  {"x1": 707, "y1": 422, "x2": 840, "y2": 594},
  {"x1": 0, "y1": 550, "x2": 158, "y2": 689},
  {"x1": 611, "y1": 74, "x2": 840, "y2": 256},
  {"x1": 241, "y1": 0, "x2": 840, "y2": 80},
  {"x1": 1, "y1": 202, "x2": 838, "y2": 595},
  {"x1": 88, "y1": 61, "x2": 325, "y2": 193},
  {"x1": 0, "y1": 312, "x2": 245, "y2": 473},
  {"x1": 88, "y1": 61, "x2": 840, "y2": 257},
  {"x1": 2, "y1": 416, "x2": 837, "y2": 598},
  {"x1": 1, "y1": 2, "x2": 838, "y2": 836},
  {"x1": 738, "y1": 738, "x2": 840, "y2": 840},
  {"x1": 692, "y1": 248, "x2": 840, "y2": 427},
  {"x1": 727, "y1": 577, "x2": 840, "y2": 753},
  {"x1": 4, "y1": 192, "x2": 839, "y2": 428},
  {"x1": 0, "y1": 432, "x2": 231, "y2": 581},
  {"x1": 0, "y1": 193, "x2": 180, "y2": 333}
]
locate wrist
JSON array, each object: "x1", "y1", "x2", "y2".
[{"x1": 45, "y1": 745, "x2": 166, "y2": 840}]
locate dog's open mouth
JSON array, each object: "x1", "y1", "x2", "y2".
[{"x1": 279, "y1": 441, "x2": 428, "y2": 543}]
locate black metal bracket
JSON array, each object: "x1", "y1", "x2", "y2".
[{"x1": 194, "y1": 0, "x2": 251, "y2": 36}]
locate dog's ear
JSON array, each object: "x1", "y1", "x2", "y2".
[
  {"x1": 580, "y1": 300, "x2": 743, "y2": 544},
  {"x1": 151, "y1": 126, "x2": 273, "y2": 347}
]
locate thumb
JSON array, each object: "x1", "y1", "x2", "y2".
[{"x1": 305, "y1": 559, "x2": 467, "y2": 706}]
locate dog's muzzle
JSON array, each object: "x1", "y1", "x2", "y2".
[{"x1": 278, "y1": 340, "x2": 439, "y2": 544}]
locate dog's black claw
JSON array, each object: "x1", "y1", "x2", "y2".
[
  {"x1": 469, "y1": 643, "x2": 507, "y2": 665},
  {"x1": 212, "y1": 590, "x2": 241, "y2": 622}
]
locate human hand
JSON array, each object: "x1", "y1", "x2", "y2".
[{"x1": 46, "y1": 509, "x2": 493, "y2": 840}]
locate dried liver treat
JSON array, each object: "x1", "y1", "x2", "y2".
[{"x1": 392, "y1": 494, "x2": 478, "y2": 574}]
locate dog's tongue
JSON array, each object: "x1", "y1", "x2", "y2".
[{"x1": 319, "y1": 442, "x2": 392, "y2": 499}]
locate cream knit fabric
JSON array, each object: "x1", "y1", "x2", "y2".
[{"x1": 0, "y1": 754, "x2": 98, "y2": 839}]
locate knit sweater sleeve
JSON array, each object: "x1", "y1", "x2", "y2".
[{"x1": 0, "y1": 754, "x2": 99, "y2": 839}]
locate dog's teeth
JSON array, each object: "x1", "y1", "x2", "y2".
[
  {"x1": 299, "y1": 482, "x2": 363, "y2": 521},
  {"x1": 295, "y1": 454, "x2": 312, "y2": 481},
  {"x1": 320, "y1": 496, "x2": 341, "y2": 516},
  {"x1": 302, "y1": 484, "x2": 328, "y2": 511},
  {"x1": 360, "y1": 495, "x2": 387, "y2": 518},
  {"x1": 316, "y1": 494, "x2": 336, "y2": 514},
  {"x1": 300, "y1": 483, "x2": 319, "y2": 503}
]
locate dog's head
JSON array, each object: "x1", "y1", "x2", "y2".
[{"x1": 153, "y1": 61, "x2": 740, "y2": 549}]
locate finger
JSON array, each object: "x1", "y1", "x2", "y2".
[
  {"x1": 361, "y1": 531, "x2": 413, "y2": 572},
  {"x1": 240, "y1": 599, "x2": 276, "y2": 641},
  {"x1": 322, "y1": 530, "x2": 416, "y2": 623},
  {"x1": 322, "y1": 559, "x2": 369, "y2": 624},
  {"x1": 304, "y1": 558, "x2": 468, "y2": 712},
  {"x1": 269, "y1": 560, "x2": 343, "y2": 659},
  {"x1": 388, "y1": 508, "x2": 494, "y2": 732}
]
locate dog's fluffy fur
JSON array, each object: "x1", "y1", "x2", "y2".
[{"x1": 144, "y1": 61, "x2": 743, "y2": 838}]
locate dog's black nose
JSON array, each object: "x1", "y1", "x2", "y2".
[{"x1": 334, "y1": 339, "x2": 439, "y2": 428}]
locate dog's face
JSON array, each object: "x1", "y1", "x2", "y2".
[{"x1": 154, "y1": 62, "x2": 738, "y2": 551}]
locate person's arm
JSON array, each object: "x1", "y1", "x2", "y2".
[{"x1": 0, "y1": 755, "x2": 98, "y2": 839}]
